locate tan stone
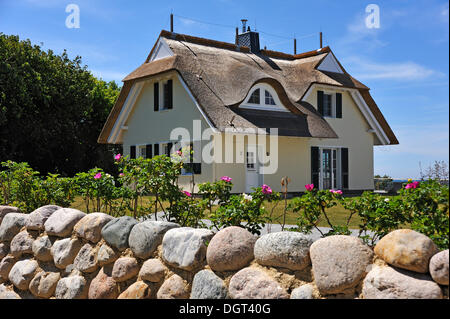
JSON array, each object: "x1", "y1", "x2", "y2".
[
  {"x1": 88, "y1": 266, "x2": 119, "y2": 299},
  {"x1": 118, "y1": 281, "x2": 151, "y2": 299},
  {"x1": 157, "y1": 274, "x2": 189, "y2": 299},
  {"x1": 374, "y1": 229, "x2": 439, "y2": 273}
]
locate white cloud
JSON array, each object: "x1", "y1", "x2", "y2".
[{"x1": 342, "y1": 56, "x2": 440, "y2": 81}]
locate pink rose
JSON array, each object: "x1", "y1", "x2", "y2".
[
  {"x1": 221, "y1": 176, "x2": 232, "y2": 183},
  {"x1": 114, "y1": 154, "x2": 121, "y2": 161},
  {"x1": 262, "y1": 184, "x2": 272, "y2": 195},
  {"x1": 305, "y1": 184, "x2": 314, "y2": 191},
  {"x1": 94, "y1": 173, "x2": 102, "y2": 179},
  {"x1": 183, "y1": 191, "x2": 192, "y2": 197},
  {"x1": 176, "y1": 150, "x2": 182, "y2": 156},
  {"x1": 119, "y1": 173, "x2": 125, "y2": 177}
]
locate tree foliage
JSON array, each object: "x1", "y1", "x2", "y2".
[{"x1": 0, "y1": 33, "x2": 121, "y2": 176}]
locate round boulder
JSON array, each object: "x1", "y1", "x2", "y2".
[
  {"x1": 191, "y1": 269, "x2": 228, "y2": 299},
  {"x1": 0, "y1": 213, "x2": 29, "y2": 241},
  {"x1": 112, "y1": 257, "x2": 139, "y2": 282},
  {"x1": 310, "y1": 235, "x2": 373, "y2": 295},
  {"x1": 44, "y1": 208, "x2": 86, "y2": 237},
  {"x1": 26, "y1": 205, "x2": 61, "y2": 231},
  {"x1": 0, "y1": 255, "x2": 16, "y2": 280},
  {"x1": 101, "y1": 216, "x2": 138, "y2": 251},
  {"x1": 228, "y1": 267, "x2": 289, "y2": 299},
  {"x1": 97, "y1": 244, "x2": 119, "y2": 266},
  {"x1": 55, "y1": 275, "x2": 88, "y2": 299},
  {"x1": 51, "y1": 238, "x2": 82, "y2": 269},
  {"x1": 73, "y1": 243, "x2": 98, "y2": 273},
  {"x1": 118, "y1": 281, "x2": 151, "y2": 299},
  {"x1": 32, "y1": 236, "x2": 53, "y2": 262},
  {"x1": 162, "y1": 227, "x2": 214, "y2": 271},
  {"x1": 157, "y1": 274, "x2": 189, "y2": 299},
  {"x1": 290, "y1": 284, "x2": 314, "y2": 299},
  {"x1": 139, "y1": 258, "x2": 167, "y2": 282},
  {"x1": 29, "y1": 271, "x2": 60, "y2": 298},
  {"x1": 363, "y1": 265, "x2": 443, "y2": 299},
  {"x1": 88, "y1": 266, "x2": 119, "y2": 299},
  {"x1": 128, "y1": 221, "x2": 179, "y2": 259},
  {"x1": 374, "y1": 229, "x2": 439, "y2": 273},
  {"x1": 0, "y1": 206, "x2": 21, "y2": 225},
  {"x1": 429, "y1": 249, "x2": 449, "y2": 285},
  {"x1": 8, "y1": 259, "x2": 38, "y2": 290},
  {"x1": 10, "y1": 230, "x2": 34, "y2": 257},
  {"x1": 74, "y1": 212, "x2": 114, "y2": 243},
  {"x1": 254, "y1": 231, "x2": 312, "y2": 271},
  {"x1": 206, "y1": 226, "x2": 255, "y2": 272}
]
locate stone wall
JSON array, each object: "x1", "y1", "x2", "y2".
[{"x1": 0, "y1": 205, "x2": 448, "y2": 299}]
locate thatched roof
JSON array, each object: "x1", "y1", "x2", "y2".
[{"x1": 98, "y1": 30, "x2": 398, "y2": 145}]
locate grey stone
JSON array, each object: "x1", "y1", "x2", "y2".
[
  {"x1": 74, "y1": 212, "x2": 114, "y2": 243},
  {"x1": 157, "y1": 274, "x2": 189, "y2": 299},
  {"x1": 191, "y1": 270, "x2": 228, "y2": 299},
  {"x1": 10, "y1": 230, "x2": 34, "y2": 257},
  {"x1": 97, "y1": 244, "x2": 119, "y2": 266},
  {"x1": 0, "y1": 283, "x2": 21, "y2": 299},
  {"x1": 290, "y1": 284, "x2": 314, "y2": 299},
  {"x1": 112, "y1": 257, "x2": 139, "y2": 282},
  {"x1": 51, "y1": 238, "x2": 82, "y2": 269},
  {"x1": 73, "y1": 243, "x2": 98, "y2": 273},
  {"x1": 206, "y1": 226, "x2": 256, "y2": 272},
  {"x1": 0, "y1": 243, "x2": 9, "y2": 259},
  {"x1": 101, "y1": 216, "x2": 138, "y2": 251},
  {"x1": 363, "y1": 265, "x2": 443, "y2": 299},
  {"x1": 429, "y1": 249, "x2": 449, "y2": 285},
  {"x1": 0, "y1": 255, "x2": 15, "y2": 280},
  {"x1": 310, "y1": 235, "x2": 373, "y2": 295},
  {"x1": 229, "y1": 267, "x2": 289, "y2": 299},
  {"x1": 129, "y1": 221, "x2": 179, "y2": 259},
  {"x1": 374, "y1": 229, "x2": 439, "y2": 273},
  {"x1": 26, "y1": 205, "x2": 61, "y2": 231},
  {"x1": 0, "y1": 213, "x2": 29, "y2": 241},
  {"x1": 8, "y1": 259, "x2": 38, "y2": 290},
  {"x1": 0, "y1": 206, "x2": 21, "y2": 225},
  {"x1": 254, "y1": 231, "x2": 312, "y2": 271},
  {"x1": 55, "y1": 275, "x2": 88, "y2": 299},
  {"x1": 44, "y1": 208, "x2": 86, "y2": 237},
  {"x1": 32, "y1": 236, "x2": 53, "y2": 262},
  {"x1": 139, "y1": 258, "x2": 167, "y2": 282},
  {"x1": 29, "y1": 271, "x2": 60, "y2": 298},
  {"x1": 162, "y1": 227, "x2": 214, "y2": 271}
]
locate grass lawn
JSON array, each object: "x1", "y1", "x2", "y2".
[{"x1": 70, "y1": 195, "x2": 362, "y2": 229}]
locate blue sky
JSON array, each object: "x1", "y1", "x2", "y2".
[{"x1": 0, "y1": 0, "x2": 448, "y2": 179}]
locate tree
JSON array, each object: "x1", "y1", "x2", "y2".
[
  {"x1": 0, "y1": 33, "x2": 121, "y2": 176},
  {"x1": 419, "y1": 161, "x2": 449, "y2": 183}
]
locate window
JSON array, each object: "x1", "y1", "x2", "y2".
[
  {"x1": 138, "y1": 146, "x2": 147, "y2": 158},
  {"x1": 180, "y1": 142, "x2": 202, "y2": 175},
  {"x1": 317, "y1": 90, "x2": 343, "y2": 118},
  {"x1": 248, "y1": 88, "x2": 260, "y2": 104},
  {"x1": 246, "y1": 151, "x2": 255, "y2": 170},
  {"x1": 265, "y1": 90, "x2": 276, "y2": 105},
  {"x1": 154, "y1": 79, "x2": 173, "y2": 111}
]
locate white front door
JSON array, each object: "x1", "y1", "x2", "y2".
[{"x1": 245, "y1": 145, "x2": 260, "y2": 193}]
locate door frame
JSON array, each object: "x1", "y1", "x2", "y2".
[
  {"x1": 318, "y1": 146, "x2": 342, "y2": 190},
  {"x1": 245, "y1": 144, "x2": 264, "y2": 193}
]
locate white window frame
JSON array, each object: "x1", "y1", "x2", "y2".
[
  {"x1": 154, "y1": 76, "x2": 173, "y2": 112},
  {"x1": 136, "y1": 144, "x2": 147, "y2": 159},
  {"x1": 240, "y1": 83, "x2": 289, "y2": 112},
  {"x1": 318, "y1": 146, "x2": 342, "y2": 190},
  {"x1": 322, "y1": 91, "x2": 336, "y2": 118}
]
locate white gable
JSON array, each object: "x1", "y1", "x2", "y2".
[
  {"x1": 317, "y1": 53, "x2": 344, "y2": 74},
  {"x1": 149, "y1": 38, "x2": 174, "y2": 62}
]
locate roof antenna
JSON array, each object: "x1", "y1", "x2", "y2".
[
  {"x1": 320, "y1": 31, "x2": 323, "y2": 49},
  {"x1": 241, "y1": 19, "x2": 248, "y2": 33},
  {"x1": 170, "y1": 13, "x2": 174, "y2": 33}
]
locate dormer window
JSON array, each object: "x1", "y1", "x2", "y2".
[
  {"x1": 317, "y1": 90, "x2": 342, "y2": 118},
  {"x1": 240, "y1": 83, "x2": 288, "y2": 112}
]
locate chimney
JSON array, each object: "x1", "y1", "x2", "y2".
[{"x1": 236, "y1": 19, "x2": 260, "y2": 54}]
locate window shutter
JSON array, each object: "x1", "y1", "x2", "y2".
[
  {"x1": 146, "y1": 144, "x2": 152, "y2": 158},
  {"x1": 193, "y1": 163, "x2": 202, "y2": 175},
  {"x1": 154, "y1": 144, "x2": 159, "y2": 156},
  {"x1": 341, "y1": 148, "x2": 349, "y2": 189},
  {"x1": 167, "y1": 142, "x2": 173, "y2": 156},
  {"x1": 336, "y1": 93, "x2": 342, "y2": 118},
  {"x1": 167, "y1": 79, "x2": 173, "y2": 109},
  {"x1": 317, "y1": 90, "x2": 324, "y2": 115},
  {"x1": 130, "y1": 145, "x2": 136, "y2": 159},
  {"x1": 311, "y1": 147, "x2": 319, "y2": 187},
  {"x1": 154, "y1": 82, "x2": 159, "y2": 111}
]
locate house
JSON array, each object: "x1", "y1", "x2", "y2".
[{"x1": 98, "y1": 26, "x2": 398, "y2": 194}]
